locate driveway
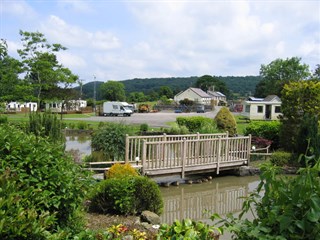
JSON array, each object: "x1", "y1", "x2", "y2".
[{"x1": 66, "y1": 107, "x2": 222, "y2": 128}]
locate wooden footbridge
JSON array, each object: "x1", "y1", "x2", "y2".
[{"x1": 124, "y1": 132, "x2": 252, "y2": 178}]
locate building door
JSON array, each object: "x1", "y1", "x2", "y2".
[{"x1": 265, "y1": 105, "x2": 271, "y2": 120}]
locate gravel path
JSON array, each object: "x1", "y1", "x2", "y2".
[{"x1": 66, "y1": 107, "x2": 222, "y2": 128}]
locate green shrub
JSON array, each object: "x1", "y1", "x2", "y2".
[
  {"x1": 28, "y1": 111, "x2": 63, "y2": 143},
  {"x1": 244, "y1": 121, "x2": 280, "y2": 148},
  {"x1": 91, "y1": 122, "x2": 133, "y2": 161},
  {"x1": 157, "y1": 218, "x2": 222, "y2": 240},
  {"x1": 106, "y1": 163, "x2": 139, "y2": 179},
  {"x1": 222, "y1": 161, "x2": 320, "y2": 239},
  {"x1": 0, "y1": 115, "x2": 8, "y2": 124},
  {"x1": 214, "y1": 107, "x2": 237, "y2": 136},
  {"x1": 0, "y1": 124, "x2": 92, "y2": 233},
  {"x1": 163, "y1": 123, "x2": 190, "y2": 135},
  {"x1": 89, "y1": 176, "x2": 163, "y2": 215},
  {"x1": 0, "y1": 169, "x2": 55, "y2": 239},
  {"x1": 176, "y1": 116, "x2": 216, "y2": 133},
  {"x1": 77, "y1": 121, "x2": 88, "y2": 130},
  {"x1": 140, "y1": 123, "x2": 149, "y2": 132},
  {"x1": 270, "y1": 151, "x2": 292, "y2": 166}
]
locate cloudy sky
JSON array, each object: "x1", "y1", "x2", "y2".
[{"x1": 1, "y1": 0, "x2": 319, "y2": 83}]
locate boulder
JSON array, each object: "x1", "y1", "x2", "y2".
[{"x1": 140, "y1": 210, "x2": 161, "y2": 225}]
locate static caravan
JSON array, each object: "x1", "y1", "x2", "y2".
[{"x1": 241, "y1": 95, "x2": 282, "y2": 120}]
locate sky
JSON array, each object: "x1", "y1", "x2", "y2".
[{"x1": 1, "y1": 0, "x2": 320, "y2": 84}]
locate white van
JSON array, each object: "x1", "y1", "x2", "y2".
[{"x1": 102, "y1": 102, "x2": 133, "y2": 117}]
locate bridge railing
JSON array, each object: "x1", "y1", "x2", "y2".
[
  {"x1": 141, "y1": 135, "x2": 251, "y2": 177},
  {"x1": 125, "y1": 132, "x2": 228, "y2": 163}
]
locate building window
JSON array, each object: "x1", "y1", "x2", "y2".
[
  {"x1": 275, "y1": 106, "x2": 281, "y2": 113},
  {"x1": 245, "y1": 105, "x2": 250, "y2": 112},
  {"x1": 257, "y1": 106, "x2": 263, "y2": 113}
]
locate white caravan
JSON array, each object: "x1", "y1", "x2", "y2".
[{"x1": 102, "y1": 102, "x2": 133, "y2": 117}]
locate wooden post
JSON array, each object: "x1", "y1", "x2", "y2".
[
  {"x1": 181, "y1": 138, "x2": 187, "y2": 178},
  {"x1": 247, "y1": 134, "x2": 252, "y2": 165},
  {"x1": 217, "y1": 137, "x2": 221, "y2": 174},
  {"x1": 142, "y1": 140, "x2": 147, "y2": 175},
  {"x1": 125, "y1": 134, "x2": 129, "y2": 163}
]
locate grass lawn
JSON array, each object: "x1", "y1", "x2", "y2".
[{"x1": 234, "y1": 115, "x2": 250, "y2": 135}]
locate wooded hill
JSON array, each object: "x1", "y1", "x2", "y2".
[{"x1": 79, "y1": 76, "x2": 261, "y2": 100}]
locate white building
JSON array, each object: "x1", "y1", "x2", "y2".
[
  {"x1": 174, "y1": 87, "x2": 212, "y2": 105},
  {"x1": 241, "y1": 95, "x2": 282, "y2": 120},
  {"x1": 46, "y1": 100, "x2": 87, "y2": 112},
  {"x1": 207, "y1": 90, "x2": 226, "y2": 106},
  {"x1": 6, "y1": 101, "x2": 37, "y2": 112}
]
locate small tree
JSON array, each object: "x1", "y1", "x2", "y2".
[{"x1": 214, "y1": 107, "x2": 237, "y2": 136}]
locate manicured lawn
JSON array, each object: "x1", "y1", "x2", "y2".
[{"x1": 234, "y1": 115, "x2": 250, "y2": 135}]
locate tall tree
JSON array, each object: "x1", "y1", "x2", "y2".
[
  {"x1": 195, "y1": 75, "x2": 230, "y2": 97},
  {"x1": 255, "y1": 57, "x2": 310, "y2": 97},
  {"x1": 159, "y1": 86, "x2": 174, "y2": 98},
  {"x1": 17, "y1": 30, "x2": 76, "y2": 107},
  {"x1": 100, "y1": 81, "x2": 126, "y2": 101},
  {"x1": 0, "y1": 39, "x2": 23, "y2": 101}
]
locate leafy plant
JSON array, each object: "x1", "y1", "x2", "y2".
[
  {"x1": 140, "y1": 123, "x2": 149, "y2": 132},
  {"x1": 221, "y1": 158, "x2": 320, "y2": 239},
  {"x1": 244, "y1": 121, "x2": 280, "y2": 148},
  {"x1": 106, "y1": 163, "x2": 139, "y2": 179},
  {"x1": 176, "y1": 116, "x2": 216, "y2": 133},
  {"x1": 0, "y1": 124, "x2": 92, "y2": 234},
  {"x1": 91, "y1": 122, "x2": 134, "y2": 161},
  {"x1": 89, "y1": 176, "x2": 163, "y2": 215},
  {"x1": 270, "y1": 151, "x2": 292, "y2": 166},
  {"x1": 214, "y1": 107, "x2": 237, "y2": 136},
  {"x1": 157, "y1": 217, "x2": 222, "y2": 240},
  {"x1": 77, "y1": 121, "x2": 88, "y2": 130}
]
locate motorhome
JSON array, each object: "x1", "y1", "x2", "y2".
[{"x1": 102, "y1": 102, "x2": 133, "y2": 116}]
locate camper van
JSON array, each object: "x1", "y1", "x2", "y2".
[{"x1": 102, "y1": 102, "x2": 133, "y2": 117}]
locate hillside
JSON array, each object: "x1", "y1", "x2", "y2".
[{"x1": 78, "y1": 76, "x2": 261, "y2": 100}]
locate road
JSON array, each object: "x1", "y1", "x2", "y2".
[{"x1": 67, "y1": 107, "x2": 222, "y2": 128}]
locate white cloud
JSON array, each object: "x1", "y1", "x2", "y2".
[
  {"x1": 56, "y1": 52, "x2": 87, "y2": 69},
  {"x1": 41, "y1": 15, "x2": 120, "y2": 50},
  {"x1": 1, "y1": 0, "x2": 36, "y2": 17}
]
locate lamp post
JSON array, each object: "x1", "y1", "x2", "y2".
[{"x1": 93, "y1": 75, "x2": 96, "y2": 115}]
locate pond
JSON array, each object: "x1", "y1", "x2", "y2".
[{"x1": 65, "y1": 133, "x2": 260, "y2": 239}]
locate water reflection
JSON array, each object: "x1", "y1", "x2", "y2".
[
  {"x1": 65, "y1": 133, "x2": 91, "y2": 157},
  {"x1": 160, "y1": 175, "x2": 260, "y2": 224}
]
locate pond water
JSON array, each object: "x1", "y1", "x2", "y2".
[{"x1": 65, "y1": 133, "x2": 260, "y2": 239}]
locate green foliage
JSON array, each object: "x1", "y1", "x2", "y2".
[
  {"x1": 139, "y1": 123, "x2": 149, "y2": 132},
  {"x1": 179, "y1": 98, "x2": 194, "y2": 106},
  {"x1": 89, "y1": 176, "x2": 163, "y2": 215},
  {"x1": 270, "y1": 151, "x2": 292, "y2": 166},
  {"x1": 157, "y1": 218, "x2": 222, "y2": 240},
  {"x1": 106, "y1": 163, "x2": 139, "y2": 179},
  {"x1": 27, "y1": 111, "x2": 63, "y2": 143},
  {"x1": 176, "y1": 116, "x2": 216, "y2": 133},
  {"x1": 162, "y1": 123, "x2": 190, "y2": 135},
  {"x1": 100, "y1": 80, "x2": 126, "y2": 101},
  {"x1": 0, "y1": 169, "x2": 55, "y2": 239},
  {"x1": 77, "y1": 121, "x2": 88, "y2": 130},
  {"x1": 280, "y1": 80, "x2": 320, "y2": 155},
  {"x1": 222, "y1": 160, "x2": 320, "y2": 239},
  {"x1": 195, "y1": 75, "x2": 231, "y2": 97},
  {"x1": 255, "y1": 57, "x2": 311, "y2": 97},
  {"x1": 244, "y1": 121, "x2": 280, "y2": 148},
  {"x1": 214, "y1": 107, "x2": 237, "y2": 136},
  {"x1": 91, "y1": 122, "x2": 133, "y2": 161},
  {"x1": 0, "y1": 124, "x2": 92, "y2": 233},
  {"x1": 0, "y1": 115, "x2": 8, "y2": 124}
]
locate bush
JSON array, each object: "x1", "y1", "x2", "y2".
[
  {"x1": 244, "y1": 121, "x2": 280, "y2": 148},
  {"x1": 176, "y1": 116, "x2": 216, "y2": 133},
  {"x1": 222, "y1": 161, "x2": 320, "y2": 239},
  {"x1": 140, "y1": 123, "x2": 149, "y2": 132},
  {"x1": 157, "y1": 218, "x2": 221, "y2": 240},
  {"x1": 89, "y1": 176, "x2": 163, "y2": 215},
  {"x1": 91, "y1": 122, "x2": 133, "y2": 161},
  {"x1": 106, "y1": 163, "x2": 139, "y2": 179},
  {"x1": 0, "y1": 124, "x2": 92, "y2": 234},
  {"x1": 0, "y1": 169, "x2": 55, "y2": 239},
  {"x1": 270, "y1": 151, "x2": 292, "y2": 166},
  {"x1": 77, "y1": 121, "x2": 88, "y2": 130},
  {"x1": 214, "y1": 107, "x2": 237, "y2": 136},
  {"x1": 163, "y1": 123, "x2": 190, "y2": 135},
  {"x1": 0, "y1": 115, "x2": 8, "y2": 124}
]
